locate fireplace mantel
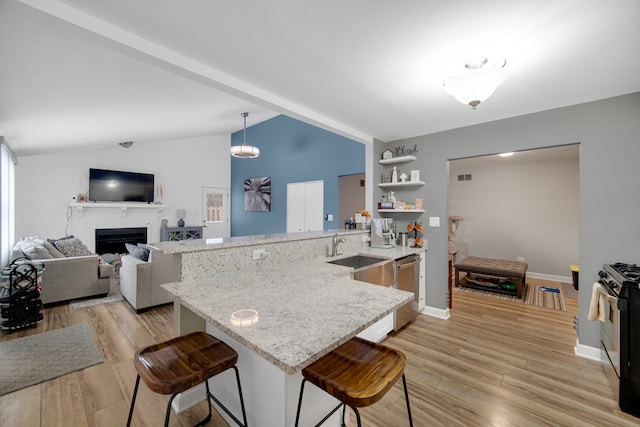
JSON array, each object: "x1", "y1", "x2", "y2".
[{"x1": 69, "y1": 202, "x2": 167, "y2": 218}]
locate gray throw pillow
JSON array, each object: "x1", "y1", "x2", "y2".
[
  {"x1": 125, "y1": 243, "x2": 150, "y2": 262},
  {"x1": 43, "y1": 241, "x2": 65, "y2": 258}
]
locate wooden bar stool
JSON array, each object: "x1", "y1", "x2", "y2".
[
  {"x1": 126, "y1": 331, "x2": 248, "y2": 427},
  {"x1": 294, "y1": 336, "x2": 413, "y2": 427}
]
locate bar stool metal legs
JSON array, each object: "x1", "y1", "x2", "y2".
[
  {"x1": 294, "y1": 337, "x2": 413, "y2": 427},
  {"x1": 126, "y1": 331, "x2": 248, "y2": 427}
]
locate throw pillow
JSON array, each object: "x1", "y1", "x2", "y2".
[
  {"x1": 16, "y1": 237, "x2": 53, "y2": 260},
  {"x1": 125, "y1": 243, "x2": 150, "y2": 262},
  {"x1": 47, "y1": 235, "x2": 76, "y2": 252},
  {"x1": 42, "y1": 241, "x2": 65, "y2": 258},
  {"x1": 50, "y1": 236, "x2": 94, "y2": 257}
]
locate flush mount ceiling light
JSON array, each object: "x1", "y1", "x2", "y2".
[
  {"x1": 443, "y1": 57, "x2": 508, "y2": 109},
  {"x1": 230, "y1": 112, "x2": 260, "y2": 158}
]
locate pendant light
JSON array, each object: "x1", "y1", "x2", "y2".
[
  {"x1": 230, "y1": 112, "x2": 260, "y2": 158},
  {"x1": 443, "y1": 57, "x2": 507, "y2": 109}
]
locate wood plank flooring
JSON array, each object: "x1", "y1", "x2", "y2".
[{"x1": 1, "y1": 279, "x2": 638, "y2": 426}]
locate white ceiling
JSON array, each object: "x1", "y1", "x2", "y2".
[{"x1": 1, "y1": 0, "x2": 639, "y2": 156}]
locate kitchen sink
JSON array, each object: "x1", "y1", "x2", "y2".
[{"x1": 327, "y1": 255, "x2": 388, "y2": 269}]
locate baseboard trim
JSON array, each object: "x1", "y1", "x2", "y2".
[
  {"x1": 422, "y1": 305, "x2": 450, "y2": 320},
  {"x1": 574, "y1": 339, "x2": 601, "y2": 361},
  {"x1": 172, "y1": 383, "x2": 206, "y2": 413},
  {"x1": 528, "y1": 271, "x2": 572, "y2": 283}
]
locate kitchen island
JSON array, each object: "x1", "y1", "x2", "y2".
[{"x1": 162, "y1": 253, "x2": 414, "y2": 426}]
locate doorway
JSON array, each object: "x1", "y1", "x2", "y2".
[
  {"x1": 447, "y1": 144, "x2": 580, "y2": 308},
  {"x1": 338, "y1": 173, "x2": 365, "y2": 227},
  {"x1": 201, "y1": 186, "x2": 229, "y2": 240}
]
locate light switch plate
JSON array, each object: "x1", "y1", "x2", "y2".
[{"x1": 429, "y1": 216, "x2": 440, "y2": 227}]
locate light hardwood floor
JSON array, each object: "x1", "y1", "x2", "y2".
[{"x1": 1, "y1": 279, "x2": 638, "y2": 427}]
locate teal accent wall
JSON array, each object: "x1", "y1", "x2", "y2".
[{"x1": 231, "y1": 115, "x2": 364, "y2": 236}]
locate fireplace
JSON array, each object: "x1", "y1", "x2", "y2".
[{"x1": 95, "y1": 227, "x2": 148, "y2": 254}]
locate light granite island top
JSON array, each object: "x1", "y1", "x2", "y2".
[
  {"x1": 162, "y1": 260, "x2": 413, "y2": 374},
  {"x1": 161, "y1": 256, "x2": 414, "y2": 426}
]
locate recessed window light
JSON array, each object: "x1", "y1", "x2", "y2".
[{"x1": 499, "y1": 152, "x2": 514, "y2": 157}]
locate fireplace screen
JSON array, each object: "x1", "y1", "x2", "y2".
[{"x1": 95, "y1": 227, "x2": 148, "y2": 254}]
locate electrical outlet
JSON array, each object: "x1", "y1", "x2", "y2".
[
  {"x1": 517, "y1": 256, "x2": 525, "y2": 262},
  {"x1": 253, "y1": 249, "x2": 267, "y2": 260}
]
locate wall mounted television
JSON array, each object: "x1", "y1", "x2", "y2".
[{"x1": 89, "y1": 168, "x2": 154, "y2": 203}]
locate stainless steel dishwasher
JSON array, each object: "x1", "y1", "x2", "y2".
[{"x1": 395, "y1": 254, "x2": 419, "y2": 330}]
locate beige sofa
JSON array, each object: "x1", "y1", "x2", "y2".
[
  {"x1": 119, "y1": 245, "x2": 181, "y2": 312},
  {"x1": 9, "y1": 237, "x2": 113, "y2": 305},
  {"x1": 34, "y1": 256, "x2": 112, "y2": 304}
]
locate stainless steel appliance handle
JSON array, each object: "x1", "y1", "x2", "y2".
[{"x1": 397, "y1": 262, "x2": 416, "y2": 270}]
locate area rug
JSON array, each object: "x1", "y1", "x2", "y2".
[
  {"x1": 454, "y1": 282, "x2": 567, "y2": 311},
  {"x1": 0, "y1": 323, "x2": 103, "y2": 396}
]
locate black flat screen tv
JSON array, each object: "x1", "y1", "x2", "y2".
[{"x1": 89, "y1": 168, "x2": 154, "y2": 203}]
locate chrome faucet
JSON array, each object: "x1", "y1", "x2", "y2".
[{"x1": 331, "y1": 233, "x2": 346, "y2": 257}]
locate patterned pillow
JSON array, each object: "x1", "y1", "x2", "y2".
[{"x1": 49, "y1": 236, "x2": 93, "y2": 257}]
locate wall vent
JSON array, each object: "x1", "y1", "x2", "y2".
[{"x1": 457, "y1": 174, "x2": 472, "y2": 181}]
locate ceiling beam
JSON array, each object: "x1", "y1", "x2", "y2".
[{"x1": 17, "y1": 0, "x2": 373, "y2": 144}]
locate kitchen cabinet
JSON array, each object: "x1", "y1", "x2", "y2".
[
  {"x1": 357, "y1": 313, "x2": 394, "y2": 342},
  {"x1": 286, "y1": 180, "x2": 324, "y2": 232}
]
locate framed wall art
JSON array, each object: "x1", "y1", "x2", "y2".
[{"x1": 244, "y1": 177, "x2": 271, "y2": 211}]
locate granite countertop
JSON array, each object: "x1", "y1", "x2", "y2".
[
  {"x1": 162, "y1": 257, "x2": 414, "y2": 374},
  {"x1": 151, "y1": 229, "x2": 369, "y2": 254}
]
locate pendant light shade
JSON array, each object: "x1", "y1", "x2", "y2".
[
  {"x1": 231, "y1": 112, "x2": 260, "y2": 158},
  {"x1": 443, "y1": 57, "x2": 507, "y2": 109}
]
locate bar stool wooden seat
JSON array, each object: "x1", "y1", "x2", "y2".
[
  {"x1": 126, "y1": 331, "x2": 248, "y2": 427},
  {"x1": 294, "y1": 336, "x2": 413, "y2": 427}
]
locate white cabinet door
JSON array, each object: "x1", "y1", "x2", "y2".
[
  {"x1": 286, "y1": 182, "x2": 306, "y2": 232},
  {"x1": 286, "y1": 180, "x2": 324, "y2": 233},
  {"x1": 304, "y1": 180, "x2": 324, "y2": 232}
]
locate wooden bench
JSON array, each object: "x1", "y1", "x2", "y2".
[{"x1": 454, "y1": 256, "x2": 528, "y2": 298}]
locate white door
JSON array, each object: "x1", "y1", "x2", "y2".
[
  {"x1": 286, "y1": 180, "x2": 324, "y2": 232},
  {"x1": 202, "y1": 187, "x2": 229, "y2": 240},
  {"x1": 286, "y1": 182, "x2": 306, "y2": 232}
]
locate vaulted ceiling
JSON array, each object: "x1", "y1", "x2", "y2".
[{"x1": 1, "y1": 0, "x2": 639, "y2": 156}]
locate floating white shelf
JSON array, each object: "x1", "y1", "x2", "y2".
[
  {"x1": 69, "y1": 202, "x2": 167, "y2": 219},
  {"x1": 378, "y1": 155, "x2": 416, "y2": 164},
  {"x1": 378, "y1": 181, "x2": 425, "y2": 188},
  {"x1": 378, "y1": 209, "x2": 425, "y2": 213}
]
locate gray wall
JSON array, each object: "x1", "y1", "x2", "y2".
[
  {"x1": 375, "y1": 92, "x2": 640, "y2": 348},
  {"x1": 449, "y1": 155, "x2": 579, "y2": 277}
]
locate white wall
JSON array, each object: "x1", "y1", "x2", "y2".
[
  {"x1": 449, "y1": 156, "x2": 579, "y2": 277},
  {"x1": 14, "y1": 134, "x2": 230, "y2": 251}
]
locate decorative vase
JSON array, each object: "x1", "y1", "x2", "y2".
[{"x1": 178, "y1": 218, "x2": 185, "y2": 227}]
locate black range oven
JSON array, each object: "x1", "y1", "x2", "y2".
[{"x1": 598, "y1": 263, "x2": 640, "y2": 416}]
